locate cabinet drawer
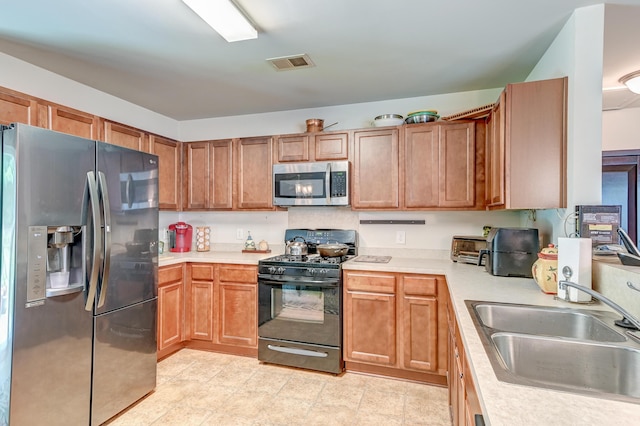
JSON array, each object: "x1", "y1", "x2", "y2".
[
  {"x1": 191, "y1": 264, "x2": 215, "y2": 281},
  {"x1": 159, "y1": 264, "x2": 183, "y2": 285},
  {"x1": 219, "y1": 265, "x2": 257, "y2": 283},
  {"x1": 403, "y1": 275, "x2": 438, "y2": 296},
  {"x1": 345, "y1": 272, "x2": 396, "y2": 293}
]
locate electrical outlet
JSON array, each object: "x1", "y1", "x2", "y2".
[
  {"x1": 396, "y1": 231, "x2": 406, "y2": 244},
  {"x1": 236, "y1": 228, "x2": 244, "y2": 240}
]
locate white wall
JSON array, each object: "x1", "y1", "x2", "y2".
[
  {"x1": 178, "y1": 89, "x2": 501, "y2": 141},
  {"x1": 602, "y1": 107, "x2": 640, "y2": 150},
  {"x1": 526, "y1": 4, "x2": 605, "y2": 245},
  {"x1": 0, "y1": 52, "x2": 179, "y2": 139}
]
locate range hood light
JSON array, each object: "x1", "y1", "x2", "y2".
[
  {"x1": 619, "y1": 70, "x2": 640, "y2": 94},
  {"x1": 182, "y1": 0, "x2": 257, "y2": 42}
]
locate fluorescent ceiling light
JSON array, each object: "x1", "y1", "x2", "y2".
[
  {"x1": 619, "y1": 70, "x2": 640, "y2": 94},
  {"x1": 182, "y1": 0, "x2": 257, "y2": 42}
]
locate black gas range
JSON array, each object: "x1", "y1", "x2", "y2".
[{"x1": 257, "y1": 229, "x2": 357, "y2": 374}]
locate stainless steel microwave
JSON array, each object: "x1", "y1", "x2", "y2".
[{"x1": 273, "y1": 161, "x2": 349, "y2": 207}]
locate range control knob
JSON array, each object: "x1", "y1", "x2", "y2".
[
  {"x1": 268, "y1": 266, "x2": 276, "y2": 274},
  {"x1": 277, "y1": 267, "x2": 286, "y2": 274}
]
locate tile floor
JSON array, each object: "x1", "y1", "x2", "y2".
[{"x1": 106, "y1": 349, "x2": 452, "y2": 425}]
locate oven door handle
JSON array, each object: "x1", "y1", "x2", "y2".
[
  {"x1": 267, "y1": 344, "x2": 329, "y2": 358},
  {"x1": 258, "y1": 276, "x2": 339, "y2": 288}
]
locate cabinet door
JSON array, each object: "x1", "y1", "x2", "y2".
[
  {"x1": 235, "y1": 137, "x2": 273, "y2": 210},
  {"x1": 149, "y1": 134, "x2": 181, "y2": 210},
  {"x1": 190, "y1": 280, "x2": 214, "y2": 341},
  {"x1": 184, "y1": 142, "x2": 210, "y2": 210},
  {"x1": 344, "y1": 290, "x2": 396, "y2": 365},
  {"x1": 315, "y1": 132, "x2": 348, "y2": 160},
  {"x1": 277, "y1": 134, "x2": 310, "y2": 162},
  {"x1": 210, "y1": 140, "x2": 233, "y2": 209},
  {"x1": 158, "y1": 281, "x2": 184, "y2": 352},
  {"x1": 505, "y1": 77, "x2": 567, "y2": 209},
  {"x1": 216, "y1": 282, "x2": 257, "y2": 347},
  {"x1": 0, "y1": 88, "x2": 37, "y2": 126},
  {"x1": 103, "y1": 121, "x2": 148, "y2": 152},
  {"x1": 486, "y1": 97, "x2": 505, "y2": 207},
  {"x1": 352, "y1": 128, "x2": 399, "y2": 209},
  {"x1": 215, "y1": 264, "x2": 257, "y2": 347},
  {"x1": 40, "y1": 103, "x2": 99, "y2": 139},
  {"x1": 402, "y1": 295, "x2": 438, "y2": 372},
  {"x1": 401, "y1": 275, "x2": 439, "y2": 372},
  {"x1": 404, "y1": 124, "x2": 439, "y2": 208},
  {"x1": 439, "y1": 122, "x2": 475, "y2": 207}
]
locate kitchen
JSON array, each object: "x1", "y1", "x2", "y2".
[{"x1": 2, "y1": 1, "x2": 640, "y2": 425}]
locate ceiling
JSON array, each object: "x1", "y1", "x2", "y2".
[{"x1": 0, "y1": 0, "x2": 639, "y2": 120}]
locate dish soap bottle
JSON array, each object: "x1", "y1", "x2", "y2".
[{"x1": 244, "y1": 231, "x2": 256, "y2": 251}]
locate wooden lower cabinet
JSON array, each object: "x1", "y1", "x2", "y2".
[
  {"x1": 447, "y1": 287, "x2": 483, "y2": 425},
  {"x1": 185, "y1": 263, "x2": 258, "y2": 356},
  {"x1": 158, "y1": 264, "x2": 186, "y2": 359},
  {"x1": 343, "y1": 270, "x2": 447, "y2": 384}
]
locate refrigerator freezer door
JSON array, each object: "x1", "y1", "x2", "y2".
[
  {"x1": 95, "y1": 143, "x2": 158, "y2": 315},
  {"x1": 91, "y1": 298, "x2": 157, "y2": 425},
  {"x1": 4, "y1": 124, "x2": 95, "y2": 425}
]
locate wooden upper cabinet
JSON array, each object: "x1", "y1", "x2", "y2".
[
  {"x1": 39, "y1": 103, "x2": 99, "y2": 139},
  {"x1": 184, "y1": 142, "x2": 210, "y2": 210},
  {"x1": 404, "y1": 125, "x2": 439, "y2": 208},
  {"x1": 438, "y1": 122, "x2": 475, "y2": 208},
  {"x1": 485, "y1": 99, "x2": 504, "y2": 207},
  {"x1": 0, "y1": 88, "x2": 37, "y2": 126},
  {"x1": 277, "y1": 134, "x2": 310, "y2": 162},
  {"x1": 275, "y1": 131, "x2": 348, "y2": 163},
  {"x1": 102, "y1": 120, "x2": 149, "y2": 152},
  {"x1": 487, "y1": 77, "x2": 567, "y2": 210},
  {"x1": 352, "y1": 128, "x2": 399, "y2": 209},
  {"x1": 315, "y1": 132, "x2": 348, "y2": 161},
  {"x1": 149, "y1": 134, "x2": 181, "y2": 211},
  {"x1": 210, "y1": 140, "x2": 234, "y2": 209},
  {"x1": 403, "y1": 122, "x2": 476, "y2": 209},
  {"x1": 235, "y1": 136, "x2": 274, "y2": 210}
]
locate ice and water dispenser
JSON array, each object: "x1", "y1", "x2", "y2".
[{"x1": 26, "y1": 225, "x2": 85, "y2": 305}]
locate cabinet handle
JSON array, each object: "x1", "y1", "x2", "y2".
[{"x1": 460, "y1": 372, "x2": 464, "y2": 379}]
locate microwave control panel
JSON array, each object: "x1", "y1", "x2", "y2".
[{"x1": 330, "y1": 171, "x2": 348, "y2": 197}]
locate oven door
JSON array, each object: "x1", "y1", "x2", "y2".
[{"x1": 258, "y1": 277, "x2": 341, "y2": 347}]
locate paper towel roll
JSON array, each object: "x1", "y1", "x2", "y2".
[{"x1": 557, "y1": 237, "x2": 592, "y2": 302}]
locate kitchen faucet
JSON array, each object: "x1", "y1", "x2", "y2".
[{"x1": 559, "y1": 266, "x2": 640, "y2": 332}]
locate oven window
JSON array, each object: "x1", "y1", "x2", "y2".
[
  {"x1": 277, "y1": 285, "x2": 324, "y2": 323},
  {"x1": 259, "y1": 282, "x2": 341, "y2": 347}
]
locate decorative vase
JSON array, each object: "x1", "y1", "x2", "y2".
[{"x1": 532, "y1": 244, "x2": 559, "y2": 294}]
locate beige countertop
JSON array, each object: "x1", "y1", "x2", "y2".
[
  {"x1": 158, "y1": 251, "x2": 640, "y2": 425},
  {"x1": 344, "y1": 257, "x2": 640, "y2": 426}
]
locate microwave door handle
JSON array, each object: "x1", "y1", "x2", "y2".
[
  {"x1": 325, "y1": 162, "x2": 331, "y2": 205},
  {"x1": 126, "y1": 173, "x2": 134, "y2": 208},
  {"x1": 97, "y1": 171, "x2": 111, "y2": 308},
  {"x1": 84, "y1": 171, "x2": 102, "y2": 312}
]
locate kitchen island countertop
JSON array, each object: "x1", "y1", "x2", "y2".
[{"x1": 343, "y1": 257, "x2": 640, "y2": 426}]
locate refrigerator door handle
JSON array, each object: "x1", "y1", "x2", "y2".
[
  {"x1": 85, "y1": 171, "x2": 102, "y2": 311},
  {"x1": 97, "y1": 171, "x2": 111, "y2": 308}
]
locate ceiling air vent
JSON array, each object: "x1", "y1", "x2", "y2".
[{"x1": 267, "y1": 54, "x2": 315, "y2": 71}]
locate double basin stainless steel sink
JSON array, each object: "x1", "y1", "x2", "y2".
[{"x1": 466, "y1": 300, "x2": 640, "y2": 404}]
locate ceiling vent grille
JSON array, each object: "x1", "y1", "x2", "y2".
[{"x1": 267, "y1": 54, "x2": 315, "y2": 71}]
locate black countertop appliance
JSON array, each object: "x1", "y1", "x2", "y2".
[{"x1": 479, "y1": 227, "x2": 539, "y2": 277}]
